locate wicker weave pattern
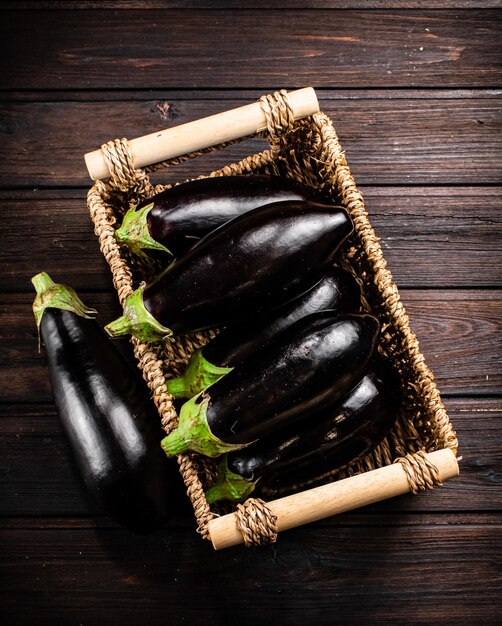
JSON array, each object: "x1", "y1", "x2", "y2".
[{"x1": 87, "y1": 90, "x2": 457, "y2": 546}]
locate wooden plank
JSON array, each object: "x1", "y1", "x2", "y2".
[
  {"x1": 1, "y1": 187, "x2": 499, "y2": 292},
  {"x1": 4, "y1": 2, "x2": 502, "y2": 10},
  {"x1": 1, "y1": 516, "x2": 500, "y2": 625},
  {"x1": 1, "y1": 10, "x2": 501, "y2": 90},
  {"x1": 1, "y1": 399, "x2": 500, "y2": 517},
  {"x1": 364, "y1": 187, "x2": 502, "y2": 289},
  {"x1": 1, "y1": 291, "x2": 500, "y2": 403},
  {"x1": 1, "y1": 98, "x2": 501, "y2": 187},
  {"x1": 2, "y1": 511, "x2": 500, "y2": 531},
  {"x1": 0, "y1": 192, "x2": 114, "y2": 293},
  {"x1": 401, "y1": 291, "x2": 501, "y2": 395}
]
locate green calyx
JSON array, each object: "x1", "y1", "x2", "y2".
[
  {"x1": 104, "y1": 286, "x2": 173, "y2": 342},
  {"x1": 205, "y1": 456, "x2": 257, "y2": 504},
  {"x1": 166, "y1": 349, "x2": 233, "y2": 399},
  {"x1": 161, "y1": 394, "x2": 247, "y2": 458},
  {"x1": 115, "y1": 203, "x2": 171, "y2": 258},
  {"x1": 31, "y1": 271, "x2": 97, "y2": 350}
]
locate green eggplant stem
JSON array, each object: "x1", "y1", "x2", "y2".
[
  {"x1": 164, "y1": 376, "x2": 189, "y2": 399},
  {"x1": 205, "y1": 456, "x2": 257, "y2": 504},
  {"x1": 115, "y1": 202, "x2": 172, "y2": 258},
  {"x1": 160, "y1": 394, "x2": 247, "y2": 458},
  {"x1": 31, "y1": 271, "x2": 97, "y2": 350},
  {"x1": 166, "y1": 349, "x2": 233, "y2": 399},
  {"x1": 104, "y1": 286, "x2": 173, "y2": 342}
]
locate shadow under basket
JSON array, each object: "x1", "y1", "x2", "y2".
[{"x1": 86, "y1": 89, "x2": 458, "y2": 550}]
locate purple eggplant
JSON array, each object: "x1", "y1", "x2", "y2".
[
  {"x1": 105, "y1": 200, "x2": 353, "y2": 342},
  {"x1": 32, "y1": 272, "x2": 176, "y2": 534},
  {"x1": 161, "y1": 311, "x2": 379, "y2": 458},
  {"x1": 166, "y1": 266, "x2": 361, "y2": 399},
  {"x1": 115, "y1": 174, "x2": 323, "y2": 258},
  {"x1": 205, "y1": 356, "x2": 401, "y2": 503}
]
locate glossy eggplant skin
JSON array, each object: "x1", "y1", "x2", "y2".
[
  {"x1": 141, "y1": 175, "x2": 323, "y2": 257},
  {"x1": 206, "y1": 311, "x2": 379, "y2": 445},
  {"x1": 40, "y1": 308, "x2": 174, "y2": 534},
  {"x1": 230, "y1": 356, "x2": 401, "y2": 486},
  {"x1": 165, "y1": 265, "x2": 362, "y2": 399},
  {"x1": 204, "y1": 266, "x2": 361, "y2": 368},
  {"x1": 144, "y1": 201, "x2": 352, "y2": 335}
]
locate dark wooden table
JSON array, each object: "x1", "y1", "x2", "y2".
[{"x1": 1, "y1": 2, "x2": 501, "y2": 624}]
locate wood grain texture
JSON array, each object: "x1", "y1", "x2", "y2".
[
  {"x1": 1, "y1": 399, "x2": 499, "y2": 518},
  {"x1": 1, "y1": 97, "x2": 501, "y2": 187},
  {"x1": 5, "y1": 2, "x2": 502, "y2": 9},
  {"x1": 1, "y1": 290, "x2": 500, "y2": 403},
  {"x1": 3, "y1": 87, "x2": 501, "y2": 101},
  {"x1": 1, "y1": 187, "x2": 500, "y2": 292},
  {"x1": 1, "y1": 10, "x2": 501, "y2": 90},
  {"x1": 1, "y1": 515, "x2": 501, "y2": 626}
]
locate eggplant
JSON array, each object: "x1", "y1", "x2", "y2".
[
  {"x1": 32, "y1": 272, "x2": 175, "y2": 534},
  {"x1": 161, "y1": 311, "x2": 379, "y2": 458},
  {"x1": 166, "y1": 266, "x2": 361, "y2": 399},
  {"x1": 205, "y1": 356, "x2": 401, "y2": 503},
  {"x1": 115, "y1": 174, "x2": 322, "y2": 259},
  {"x1": 105, "y1": 200, "x2": 353, "y2": 342}
]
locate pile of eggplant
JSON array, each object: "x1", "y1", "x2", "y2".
[
  {"x1": 106, "y1": 174, "x2": 402, "y2": 502},
  {"x1": 35, "y1": 174, "x2": 402, "y2": 526}
]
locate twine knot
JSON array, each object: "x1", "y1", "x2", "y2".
[
  {"x1": 101, "y1": 137, "x2": 155, "y2": 200},
  {"x1": 395, "y1": 450, "x2": 442, "y2": 494},
  {"x1": 235, "y1": 498, "x2": 278, "y2": 547},
  {"x1": 259, "y1": 89, "x2": 295, "y2": 151}
]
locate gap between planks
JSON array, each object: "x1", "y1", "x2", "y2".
[{"x1": 1, "y1": 88, "x2": 501, "y2": 102}]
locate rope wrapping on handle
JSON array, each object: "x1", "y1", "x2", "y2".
[
  {"x1": 101, "y1": 138, "x2": 155, "y2": 201},
  {"x1": 395, "y1": 450, "x2": 442, "y2": 494},
  {"x1": 235, "y1": 498, "x2": 278, "y2": 548},
  {"x1": 259, "y1": 89, "x2": 296, "y2": 154}
]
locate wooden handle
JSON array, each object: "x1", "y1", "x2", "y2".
[
  {"x1": 84, "y1": 87, "x2": 319, "y2": 181},
  {"x1": 208, "y1": 448, "x2": 459, "y2": 550}
]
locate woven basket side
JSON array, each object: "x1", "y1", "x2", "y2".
[{"x1": 310, "y1": 113, "x2": 457, "y2": 455}]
